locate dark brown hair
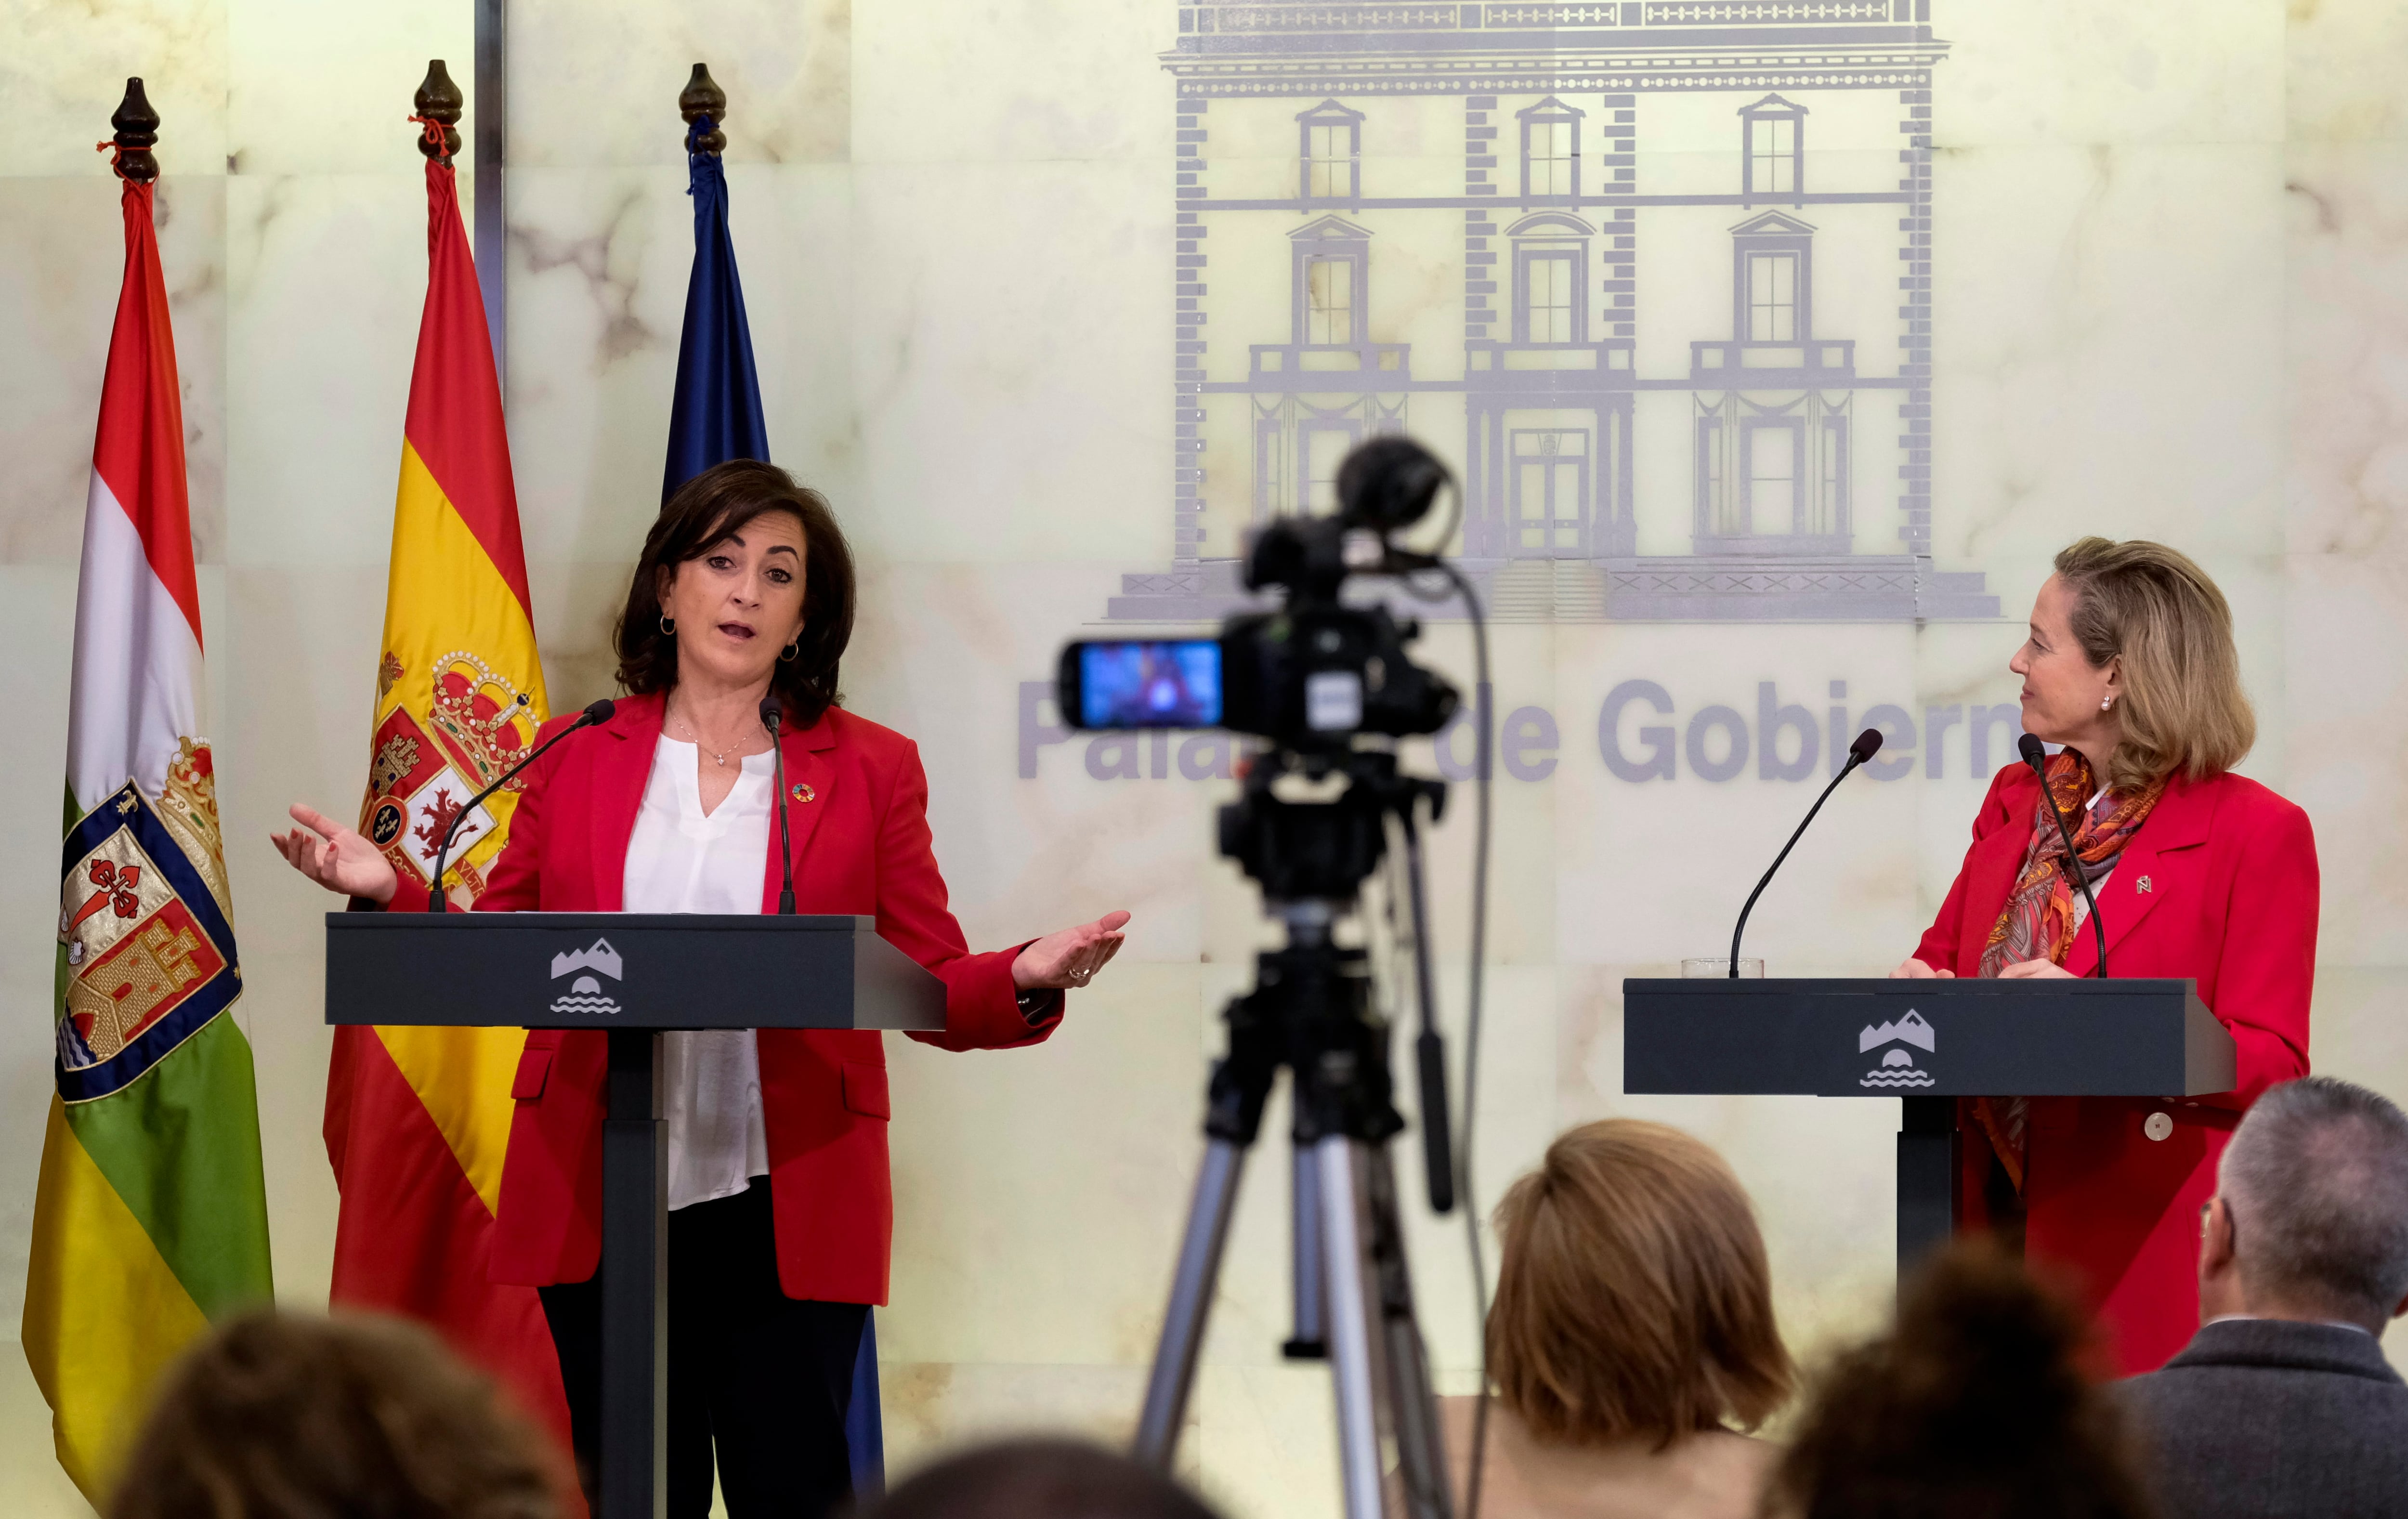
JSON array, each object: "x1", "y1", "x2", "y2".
[
  {"x1": 2051, "y1": 537, "x2": 2253, "y2": 791},
  {"x1": 109, "y1": 1308, "x2": 562, "y2": 1519},
  {"x1": 614, "y1": 459, "x2": 856, "y2": 726},
  {"x1": 1763, "y1": 1243, "x2": 2155, "y2": 1519},
  {"x1": 865, "y1": 1437, "x2": 1225, "y2": 1519},
  {"x1": 1487, "y1": 1119, "x2": 1793, "y2": 1448}
]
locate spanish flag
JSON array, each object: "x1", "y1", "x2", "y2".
[
  {"x1": 26, "y1": 137, "x2": 273, "y2": 1500},
  {"x1": 319, "y1": 142, "x2": 570, "y2": 1446}
]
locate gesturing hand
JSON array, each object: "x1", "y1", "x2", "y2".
[
  {"x1": 270, "y1": 803, "x2": 400, "y2": 904},
  {"x1": 1012, "y1": 910, "x2": 1131, "y2": 992},
  {"x1": 1889, "y1": 958, "x2": 1955, "y2": 979}
]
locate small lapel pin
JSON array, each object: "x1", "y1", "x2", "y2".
[
  {"x1": 2136, "y1": 874, "x2": 2153, "y2": 894},
  {"x1": 791, "y1": 782, "x2": 815, "y2": 803}
]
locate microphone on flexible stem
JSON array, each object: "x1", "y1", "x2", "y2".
[
  {"x1": 2019, "y1": 733, "x2": 2107, "y2": 978},
  {"x1": 761, "y1": 697, "x2": 797, "y2": 916},
  {"x1": 427, "y1": 698, "x2": 617, "y2": 912},
  {"x1": 1728, "y1": 728, "x2": 1884, "y2": 976}
]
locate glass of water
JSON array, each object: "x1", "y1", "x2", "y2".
[{"x1": 1681, "y1": 957, "x2": 1764, "y2": 979}]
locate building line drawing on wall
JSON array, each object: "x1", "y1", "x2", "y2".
[{"x1": 1109, "y1": 0, "x2": 1998, "y2": 625}]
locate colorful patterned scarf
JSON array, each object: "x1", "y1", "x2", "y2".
[{"x1": 1972, "y1": 749, "x2": 2167, "y2": 1191}]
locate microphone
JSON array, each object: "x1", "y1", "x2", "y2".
[
  {"x1": 1727, "y1": 728, "x2": 1884, "y2": 976},
  {"x1": 761, "y1": 696, "x2": 797, "y2": 916},
  {"x1": 2018, "y1": 733, "x2": 2107, "y2": 977},
  {"x1": 426, "y1": 698, "x2": 616, "y2": 912}
]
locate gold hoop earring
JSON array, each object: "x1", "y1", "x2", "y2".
[
  {"x1": 779, "y1": 639, "x2": 800, "y2": 663},
  {"x1": 659, "y1": 614, "x2": 675, "y2": 637}
]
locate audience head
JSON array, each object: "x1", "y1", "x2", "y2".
[
  {"x1": 1764, "y1": 1243, "x2": 2151, "y2": 1519},
  {"x1": 1487, "y1": 1118, "x2": 1793, "y2": 1448},
  {"x1": 865, "y1": 1437, "x2": 1224, "y2": 1519},
  {"x1": 2207, "y1": 1074, "x2": 2408, "y2": 1333},
  {"x1": 109, "y1": 1308, "x2": 561, "y2": 1519}
]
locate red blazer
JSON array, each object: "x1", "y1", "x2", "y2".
[
  {"x1": 386, "y1": 692, "x2": 1058, "y2": 1304},
  {"x1": 1913, "y1": 763, "x2": 2316, "y2": 1374}
]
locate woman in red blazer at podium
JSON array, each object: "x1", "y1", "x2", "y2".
[
  {"x1": 1893, "y1": 537, "x2": 2316, "y2": 1375},
  {"x1": 274, "y1": 460, "x2": 1128, "y2": 1517}
]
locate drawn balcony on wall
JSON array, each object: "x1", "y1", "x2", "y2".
[{"x1": 1109, "y1": 0, "x2": 1997, "y2": 625}]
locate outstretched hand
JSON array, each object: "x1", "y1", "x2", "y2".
[
  {"x1": 1012, "y1": 910, "x2": 1131, "y2": 992},
  {"x1": 270, "y1": 803, "x2": 400, "y2": 904}
]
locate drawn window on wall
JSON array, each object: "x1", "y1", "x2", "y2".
[
  {"x1": 1738, "y1": 94, "x2": 1806, "y2": 205},
  {"x1": 1305, "y1": 257, "x2": 1355, "y2": 344},
  {"x1": 1746, "y1": 253, "x2": 1799, "y2": 341},
  {"x1": 1522, "y1": 251, "x2": 1579, "y2": 342},
  {"x1": 1296, "y1": 99, "x2": 1363, "y2": 202},
  {"x1": 1518, "y1": 98, "x2": 1583, "y2": 199},
  {"x1": 1816, "y1": 411, "x2": 1850, "y2": 537},
  {"x1": 1301, "y1": 422, "x2": 1360, "y2": 515},
  {"x1": 1742, "y1": 418, "x2": 1803, "y2": 534},
  {"x1": 1697, "y1": 413, "x2": 1729, "y2": 535},
  {"x1": 1511, "y1": 430, "x2": 1587, "y2": 554}
]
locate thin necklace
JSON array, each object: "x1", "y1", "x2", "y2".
[{"x1": 667, "y1": 700, "x2": 763, "y2": 769}]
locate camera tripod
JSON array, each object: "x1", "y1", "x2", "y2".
[{"x1": 1133, "y1": 751, "x2": 1455, "y2": 1519}]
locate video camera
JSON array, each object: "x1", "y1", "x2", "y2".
[
  {"x1": 1056, "y1": 436, "x2": 1460, "y2": 755},
  {"x1": 1060, "y1": 436, "x2": 1479, "y2": 1519}
]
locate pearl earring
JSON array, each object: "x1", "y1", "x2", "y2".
[{"x1": 2101, "y1": 695, "x2": 2113, "y2": 711}]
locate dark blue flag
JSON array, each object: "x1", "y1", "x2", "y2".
[
  {"x1": 663, "y1": 114, "x2": 886, "y2": 1494},
  {"x1": 662, "y1": 121, "x2": 771, "y2": 500}
]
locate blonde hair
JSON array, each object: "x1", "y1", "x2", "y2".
[
  {"x1": 2053, "y1": 537, "x2": 2255, "y2": 792},
  {"x1": 1486, "y1": 1119, "x2": 1793, "y2": 1448}
]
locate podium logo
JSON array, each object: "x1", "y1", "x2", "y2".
[
  {"x1": 1858, "y1": 1010, "x2": 1936, "y2": 1088},
  {"x1": 549, "y1": 938, "x2": 622, "y2": 1017}
]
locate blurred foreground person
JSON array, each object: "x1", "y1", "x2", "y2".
[
  {"x1": 1765, "y1": 1243, "x2": 2152, "y2": 1519},
  {"x1": 109, "y1": 1307, "x2": 560, "y2": 1519},
  {"x1": 865, "y1": 1438, "x2": 1222, "y2": 1519},
  {"x1": 1449, "y1": 1119, "x2": 1794, "y2": 1519},
  {"x1": 2122, "y1": 1076, "x2": 2408, "y2": 1519}
]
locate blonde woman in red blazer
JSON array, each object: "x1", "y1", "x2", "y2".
[
  {"x1": 276, "y1": 460, "x2": 1127, "y2": 1517},
  {"x1": 1895, "y1": 538, "x2": 2316, "y2": 1375}
]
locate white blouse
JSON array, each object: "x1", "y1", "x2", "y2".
[{"x1": 621, "y1": 734, "x2": 774, "y2": 1211}]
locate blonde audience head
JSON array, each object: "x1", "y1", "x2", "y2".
[{"x1": 1488, "y1": 1118, "x2": 1794, "y2": 1448}]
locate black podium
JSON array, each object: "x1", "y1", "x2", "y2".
[
  {"x1": 326, "y1": 912, "x2": 946, "y2": 1519},
  {"x1": 1623, "y1": 977, "x2": 2235, "y2": 1271}
]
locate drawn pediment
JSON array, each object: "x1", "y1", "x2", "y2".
[
  {"x1": 1517, "y1": 94, "x2": 1584, "y2": 120},
  {"x1": 1506, "y1": 210, "x2": 1595, "y2": 238},
  {"x1": 1296, "y1": 97, "x2": 1364, "y2": 125},
  {"x1": 1728, "y1": 210, "x2": 1817, "y2": 237},
  {"x1": 1738, "y1": 92, "x2": 1808, "y2": 118},
  {"x1": 1289, "y1": 213, "x2": 1372, "y2": 243}
]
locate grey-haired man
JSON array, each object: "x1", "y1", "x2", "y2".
[{"x1": 2122, "y1": 1075, "x2": 2408, "y2": 1518}]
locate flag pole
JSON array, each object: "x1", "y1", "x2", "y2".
[
  {"x1": 413, "y1": 59, "x2": 464, "y2": 165},
  {"x1": 679, "y1": 63, "x2": 726, "y2": 155},
  {"x1": 108, "y1": 77, "x2": 160, "y2": 183}
]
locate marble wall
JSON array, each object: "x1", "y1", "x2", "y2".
[{"x1": 4, "y1": 1, "x2": 2407, "y2": 1516}]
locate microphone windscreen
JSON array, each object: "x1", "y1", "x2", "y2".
[
  {"x1": 582, "y1": 698, "x2": 616, "y2": 725},
  {"x1": 1848, "y1": 727, "x2": 1884, "y2": 763},
  {"x1": 758, "y1": 695, "x2": 782, "y2": 731},
  {"x1": 2017, "y1": 732, "x2": 2048, "y2": 770}
]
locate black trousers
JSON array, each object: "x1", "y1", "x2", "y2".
[{"x1": 539, "y1": 1181, "x2": 868, "y2": 1519}]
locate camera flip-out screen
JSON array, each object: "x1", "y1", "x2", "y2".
[{"x1": 1072, "y1": 638, "x2": 1223, "y2": 729}]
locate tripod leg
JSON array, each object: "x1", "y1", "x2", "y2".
[
  {"x1": 1316, "y1": 1136, "x2": 1391, "y2": 1519},
  {"x1": 1285, "y1": 1144, "x2": 1326, "y2": 1358},
  {"x1": 1363, "y1": 1144, "x2": 1453, "y2": 1519},
  {"x1": 1135, "y1": 1138, "x2": 1247, "y2": 1468}
]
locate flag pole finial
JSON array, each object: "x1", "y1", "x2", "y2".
[
  {"x1": 110, "y1": 78, "x2": 160, "y2": 183},
  {"x1": 413, "y1": 60, "x2": 464, "y2": 165},
  {"x1": 680, "y1": 64, "x2": 727, "y2": 156}
]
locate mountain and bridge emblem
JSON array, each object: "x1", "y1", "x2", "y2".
[{"x1": 1858, "y1": 1010, "x2": 1936, "y2": 1088}]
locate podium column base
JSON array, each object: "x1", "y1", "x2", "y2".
[
  {"x1": 1897, "y1": 1095, "x2": 1959, "y2": 1281},
  {"x1": 601, "y1": 1029, "x2": 667, "y2": 1519}
]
